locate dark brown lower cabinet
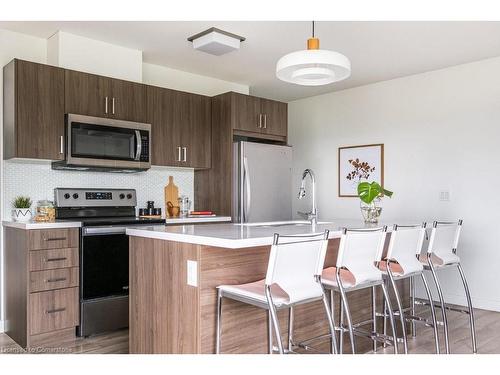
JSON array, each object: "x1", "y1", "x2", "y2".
[{"x1": 4, "y1": 227, "x2": 80, "y2": 348}]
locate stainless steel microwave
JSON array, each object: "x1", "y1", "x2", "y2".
[{"x1": 52, "y1": 114, "x2": 151, "y2": 172}]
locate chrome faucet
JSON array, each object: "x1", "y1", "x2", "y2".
[{"x1": 297, "y1": 169, "x2": 317, "y2": 225}]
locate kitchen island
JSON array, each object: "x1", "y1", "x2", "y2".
[{"x1": 126, "y1": 220, "x2": 409, "y2": 354}]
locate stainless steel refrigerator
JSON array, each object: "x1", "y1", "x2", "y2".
[{"x1": 233, "y1": 141, "x2": 292, "y2": 223}]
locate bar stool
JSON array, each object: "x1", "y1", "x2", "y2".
[
  {"x1": 321, "y1": 226, "x2": 399, "y2": 354},
  {"x1": 415, "y1": 220, "x2": 477, "y2": 354},
  {"x1": 215, "y1": 230, "x2": 338, "y2": 354},
  {"x1": 378, "y1": 223, "x2": 440, "y2": 354}
]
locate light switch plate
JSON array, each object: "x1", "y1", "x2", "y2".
[
  {"x1": 187, "y1": 260, "x2": 198, "y2": 287},
  {"x1": 439, "y1": 191, "x2": 450, "y2": 201}
]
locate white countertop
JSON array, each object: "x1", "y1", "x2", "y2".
[
  {"x1": 2, "y1": 220, "x2": 82, "y2": 230},
  {"x1": 126, "y1": 219, "x2": 402, "y2": 249},
  {"x1": 3, "y1": 216, "x2": 232, "y2": 230},
  {"x1": 165, "y1": 216, "x2": 232, "y2": 225}
]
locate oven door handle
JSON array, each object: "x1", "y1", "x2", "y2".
[
  {"x1": 83, "y1": 227, "x2": 128, "y2": 236},
  {"x1": 134, "y1": 130, "x2": 142, "y2": 161}
]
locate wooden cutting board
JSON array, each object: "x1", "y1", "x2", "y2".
[{"x1": 164, "y1": 176, "x2": 179, "y2": 217}]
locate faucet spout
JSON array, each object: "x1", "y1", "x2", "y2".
[{"x1": 297, "y1": 169, "x2": 317, "y2": 225}]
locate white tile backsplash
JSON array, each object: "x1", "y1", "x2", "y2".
[{"x1": 2, "y1": 160, "x2": 193, "y2": 219}]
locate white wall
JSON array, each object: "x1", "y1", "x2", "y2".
[
  {"x1": 143, "y1": 62, "x2": 249, "y2": 96},
  {"x1": 289, "y1": 56, "x2": 500, "y2": 311},
  {"x1": 47, "y1": 31, "x2": 143, "y2": 82}
]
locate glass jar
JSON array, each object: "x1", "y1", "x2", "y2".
[
  {"x1": 35, "y1": 200, "x2": 55, "y2": 222},
  {"x1": 360, "y1": 198, "x2": 382, "y2": 224}
]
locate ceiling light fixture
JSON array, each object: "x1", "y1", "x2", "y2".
[
  {"x1": 188, "y1": 27, "x2": 245, "y2": 56},
  {"x1": 276, "y1": 21, "x2": 351, "y2": 86}
]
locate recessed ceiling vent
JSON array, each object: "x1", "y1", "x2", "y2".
[{"x1": 187, "y1": 27, "x2": 245, "y2": 56}]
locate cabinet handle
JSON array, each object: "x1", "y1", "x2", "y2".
[
  {"x1": 105, "y1": 97, "x2": 109, "y2": 114},
  {"x1": 177, "y1": 146, "x2": 181, "y2": 162},
  {"x1": 47, "y1": 277, "x2": 67, "y2": 283},
  {"x1": 182, "y1": 147, "x2": 187, "y2": 162},
  {"x1": 258, "y1": 114, "x2": 262, "y2": 128},
  {"x1": 112, "y1": 97, "x2": 115, "y2": 114},
  {"x1": 43, "y1": 237, "x2": 67, "y2": 242},
  {"x1": 45, "y1": 257, "x2": 67, "y2": 262},
  {"x1": 264, "y1": 114, "x2": 267, "y2": 129},
  {"x1": 46, "y1": 307, "x2": 66, "y2": 314},
  {"x1": 59, "y1": 136, "x2": 64, "y2": 154}
]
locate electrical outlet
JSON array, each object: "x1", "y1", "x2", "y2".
[
  {"x1": 439, "y1": 191, "x2": 450, "y2": 201},
  {"x1": 187, "y1": 260, "x2": 198, "y2": 287}
]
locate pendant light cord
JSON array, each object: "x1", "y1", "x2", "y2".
[{"x1": 312, "y1": 20, "x2": 315, "y2": 38}]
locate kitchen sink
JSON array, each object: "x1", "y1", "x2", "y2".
[{"x1": 234, "y1": 220, "x2": 332, "y2": 228}]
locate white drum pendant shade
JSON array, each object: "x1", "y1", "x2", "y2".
[{"x1": 276, "y1": 49, "x2": 351, "y2": 86}]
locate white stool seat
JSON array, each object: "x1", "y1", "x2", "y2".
[
  {"x1": 218, "y1": 280, "x2": 290, "y2": 307},
  {"x1": 321, "y1": 267, "x2": 356, "y2": 288},
  {"x1": 419, "y1": 253, "x2": 460, "y2": 267}
]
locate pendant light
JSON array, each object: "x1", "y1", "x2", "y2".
[{"x1": 276, "y1": 21, "x2": 351, "y2": 86}]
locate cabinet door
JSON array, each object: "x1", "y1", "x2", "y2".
[
  {"x1": 109, "y1": 79, "x2": 147, "y2": 122},
  {"x1": 16, "y1": 60, "x2": 65, "y2": 160},
  {"x1": 232, "y1": 93, "x2": 262, "y2": 133},
  {"x1": 65, "y1": 70, "x2": 109, "y2": 117},
  {"x1": 260, "y1": 98, "x2": 287, "y2": 137},
  {"x1": 184, "y1": 94, "x2": 211, "y2": 169},
  {"x1": 174, "y1": 91, "x2": 190, "y2": 167},
  {"x1": 147, "y1": 86, "x2": 179, "y2": 166}
]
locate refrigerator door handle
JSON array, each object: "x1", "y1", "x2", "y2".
[{"x1": 243, "y1": 156, "x2": 251, "y2": 222}]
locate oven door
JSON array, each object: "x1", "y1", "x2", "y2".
[
  {"x1": 66, "y1": 114, "x2": 151, "y2": 170},
  {"x1": 81, "y1": 226, "x2": 129, "y2": 300}
]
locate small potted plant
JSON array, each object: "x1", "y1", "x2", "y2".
[
  {"x1": 357, "y1": 181, "x2": 393, "y2": 224},
  {"x1": 12, "y1": 196, "x2": 33, "y2": 222}
]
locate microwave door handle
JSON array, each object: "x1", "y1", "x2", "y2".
[{"x1": 134, "y1": 130, "x2": 142, "y2": 161}]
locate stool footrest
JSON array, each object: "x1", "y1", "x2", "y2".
[{"x1": 415, "y1": 298, "x2": 470, "y2": 315}]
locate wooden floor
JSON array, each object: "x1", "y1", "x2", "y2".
[{"x1": 0, "y1": 307, "x2": 499, "y2": 354}]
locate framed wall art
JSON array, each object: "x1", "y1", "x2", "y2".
[{"x1": 338, "y1": 144, "x2": 384, "y2": 197}]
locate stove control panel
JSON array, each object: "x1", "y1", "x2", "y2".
[{"x1": 54, "y1": 188, "x2": 137, "y2": 208}]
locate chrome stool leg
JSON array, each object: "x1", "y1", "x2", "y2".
[
  {"x1": 387, "y1": 266, "x2": 408, "y2": 354},
  {"x1": 336, "y1": 273, "x2": 355, "y2": 354},
  {"x1": 383, "y1": 279, "x2": 388, "y2": 348},
  {"x1": 266, "y1": 287, "x2": 284, "y2": 354},
  {"x1": 268, "y1": 310, "x2": 273, "y2": 354},
  {"x1": 457, "y1": 264, "x2": 477, "y2": 353},
  {"x1": 321, "y1": 290, "x2": 339, "y2": 354},
  {"x1": 410, "y1": 276, "x2": 416, "y2": 338},
  {"x1": 381, "y1": 282, "x2": 398, "y2": 354},
  {"x1": 288, "y1": 307, "x2": 294, "y2": 352},
  {"x1": 339, "y1": 293, "x2": 344, "y2": 353},
  {"x1": 216, "y1": 289, "x2": 223, "y2": 354},
  {"x1": 372, "y1": 286, "x2": 377, "y2": 353},
  {"x1": 420, "y1": 273, "x2": 440, "y2": 354},
  {"x1": 428, "y1": 261, "x2": 450, "y2": 354}
]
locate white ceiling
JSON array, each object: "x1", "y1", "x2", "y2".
[{"x1": 2, "y1": 21, "x2": 500, "y2": 102}]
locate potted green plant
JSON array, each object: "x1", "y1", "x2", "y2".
[
  {"x1": 357, "y1": 181, "x2": 393, "y2": 223},
  {"x1": 12, "y1": 196, "x2": 32, "y2": 222}
]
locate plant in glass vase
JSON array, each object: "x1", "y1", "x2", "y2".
[{"x1": 357, "y1": 182, "x2": 393, "y2": 224}]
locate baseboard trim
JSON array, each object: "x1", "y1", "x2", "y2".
[{"x1": 414, "y1": 289, "x2": 500, "y2": 312}]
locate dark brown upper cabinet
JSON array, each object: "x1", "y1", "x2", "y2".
[
  {"x1": 231, "y1": 92, "x2": 287, "y2": 138},
  {"x1": 65, "y1": 70, "x2": 146, "y2": 123},
  {"x1": 147, "y1": 86, "x2": 211, "y2": 169},
  {"x1": 3, "y1": 59, "x2": 65, "y2": 160}
]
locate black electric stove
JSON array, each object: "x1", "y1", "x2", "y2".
[{"x1": 54, "y1": 188, "x2": 164, "y2": 337}]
